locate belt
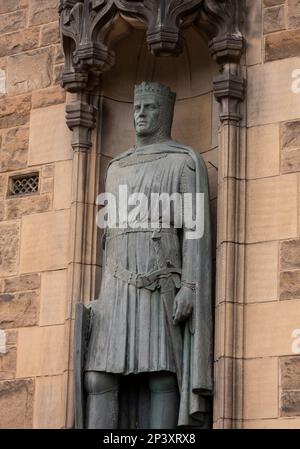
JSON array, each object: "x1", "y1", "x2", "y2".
[
  {"x1": 105, "y1": 227, "x2": 178, "y2": 241},
  {"x1": 106, "y1": 262, "x2": 181, "y2": 291}
]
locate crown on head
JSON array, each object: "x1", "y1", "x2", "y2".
[{"x1": 134, "y1": 82, "x2": 176, "y2": 104}]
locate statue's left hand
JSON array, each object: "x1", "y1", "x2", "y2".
[{"x1": 173, "y1": 286, "x2": 194, "y2": 325}]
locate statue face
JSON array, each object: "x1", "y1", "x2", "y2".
[{"x1": 134, "y1": 95, "x2": 161, "y2": 137}]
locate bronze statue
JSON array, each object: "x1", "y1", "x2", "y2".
[{"x1": 75, "y1": 82, "x2": 213, "y2": 429}]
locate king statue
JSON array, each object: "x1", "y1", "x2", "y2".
[{"x1": 75, "y1": 82, "x2": 213, "y2": 429}]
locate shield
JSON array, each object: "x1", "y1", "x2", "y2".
[{"x1": 74, "y1": 303, "x2": 91, "y2": 429}]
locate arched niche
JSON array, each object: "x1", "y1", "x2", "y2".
[{"x1": 60, "y1": 1, "x2": 245, "y2": 429}]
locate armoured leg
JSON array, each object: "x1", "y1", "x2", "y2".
[
  {"x1": 149, "y1": 372, "x2": 179, "y2": 429},
  {"x1": 84, "y1": 371, "x2": 120, "y2": 429}
]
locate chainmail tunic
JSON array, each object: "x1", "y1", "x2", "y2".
[{"x1": 85, "y1": 145, "x2": 196, "y2": 375}]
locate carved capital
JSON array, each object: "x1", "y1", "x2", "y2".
[
  {"x1": 209, "y1": 34, "x2": 244, "y2": 65},
  {"x1": 196, "y1": 0, "x2": 244, "y2": 64},
  {"x1": 213, "y1": 69, "x2": 245, "y2": 123},
  {"x1": 66, "y1": 100, "x2": 96, "y2": 150},
  {"x1": 61, "y1": 70, "x2": 89, "y2": 92}
]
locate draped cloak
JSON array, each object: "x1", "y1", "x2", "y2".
[{"x1": 85, "y1": 140, "x2": 213, "y2": 427}]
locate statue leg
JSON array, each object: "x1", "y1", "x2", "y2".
[
  {"x1": 148, "y1": 371, "x2": 179, "y2": 429},
  {"x1": 84, "y1": 371, "x2": 120, "y2": 429}
]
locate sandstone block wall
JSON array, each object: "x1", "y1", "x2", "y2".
[
  {"x1": 0, "y1": 0, "x2": 72, "y2": 429},
  {"x1": 242, "y1": 0, "x2": 300, "y2": 428}
]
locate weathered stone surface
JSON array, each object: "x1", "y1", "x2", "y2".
[
  {"x1": 0, "y1": 202, "x2": 6, "y2": 220},
  {"x1": 0, "y1": 175, "x2": 5, "y2": 198},
  {"x1": 40, "y1": 178, "x2": 54, "y2": 194},
  {"x1": 245, "y1": 0, "x2": 263, "y2": 66},
  {"x1": 6, "y1": 194, "x2": 51, "y2": 220},
  {"x1": 0, "y1": 222, "x2": 20, "y2": 276},
  {"x1": 281, "y1": 239, "x2": 300, "y2": 270},
  {"x1": 264, "y1": 0, "x2": 285, "y2": 6},
  {"x1": 246, "y1": 175, "x2": 297, "y2": 243},
  {"x1": 32, "y1": 87, "x2": 66, "y2": 109},
  {"x1": 0, "y1": 9, "x2": 27, "y2": 34},
  {"x1": 40, "y1": 22, "x2": 60, "y2": 46},
  {"x1": 28, "y1": 0, "x2": 59, "y2": 26},
  {"x1": 247, "y1": 124, "x2": 280, "y2": 179},
  {"x1": 0, "y1": 28, "x2": 39, "y2": 58},
  {"x1": 244, "y1": 358, "x2": 278, "y2": 419},
  {"x1": 245, "y1": 417, "x2": 300, "y2": 429},
  {"x1": 264, "y1": 5, "x2": 285, "y2": 34},
  {"x1": 280, "y1": 270, "x2": 300, "y2": 300},
  {"x1": 54, "y1": 160, "x2": 72, "y2": 210},
  {"x1": 282, "y1": 149, "x2": 300, "y2": 173},
  {"x1": 0, "y1": 0, "x2": 21, "y2": 14},
  {"x1": 0, "y1": 68, "x2": 5, "y2": 96},
  {"x1": 54, "y1": 45, "x2": 64, "y2": 64},
  {"x1": 245, "y1": 242, "x2": 278, "y2": 302},
  {"x1": 0, "y1": 379, "x2": 34, "y2": 429},
  {"x1": 214, "y1": 300, "x2": 244, "y2": 360},
  {"x1": 281, "y1": 120, "x2": 300, "y2": 149},
  {"x1": 1, "y1": 126, "x2": 29, "y2": 152},
  {"x1": 0, "y1": 175, "x2": 6, "y2": 198},
  {"x1": 0, "y1": 95, "x2": 31, "y2": 129},
  {"x1": 281, "y1": 391, "x2": 300, "y2": 416},
  {"x1": 3, "y1": 274, "x2": 40, "y2": 293},
  {"x1": 16, "y1": 325, "x2": 68, "y2": 377},
  {"x1": 0, "y1": 126, "x2": 29, "y2": 172},
  {"x1": 0, "y1": 330, "x2": 17, "y2": 381},
  {"x1": 7, "y1": 48, "x2": 53, "y2": 96},
  {"x1": 280, "y1": 357, "x2": 300, "y2": 390},
  {"x1": 245, "y1": 300, "x2": 300, "y2": 358},
  {"x1": 287, "y1": 0, "x2": 300, "y2": 28},
  {"x1": 265, "y1": 29, "x2": 300, "y2": 61},
  {"x1": 20, "y1": 210, "x2": 70, "y2": 273},
  {"x1": 40, "y1": 270, "x2": 67, "y2": 326},
  {"x1": 53, "y1": 64, "x2": 64, "y2": 85},
  {"x1": 28, "y1": 104, "x2": 72, "y2": 165},
  {"x1": 0, "y1": 291, "x2": 39, "y2": 329},
  {"x1": 42, "y1": 164, "x2": 54, "y2": 178},
  {"x1": 248, "y1": 58, "x2": 300, "y2": 127},
  {"x1": 33, "y1": 374, "x2": 68, "y2": 428}
]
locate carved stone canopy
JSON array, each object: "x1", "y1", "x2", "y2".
[
  {"x1": 59, "y1": 0, "x2": 245, "y2": 149},
  {"x1": 59, "y1": 0, "x2": 244, "y2": 94}
]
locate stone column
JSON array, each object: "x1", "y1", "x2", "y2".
[
  {"x1": 210, "y1": 39, "x2": 245, "y2": 428},
  {"x1": 60, "y1": 74, "x2": 100, "y2": 425}
]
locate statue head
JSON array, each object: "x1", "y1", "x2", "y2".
[{"x1": 134, "y1": 82, "x2": 176, "y2": 145}]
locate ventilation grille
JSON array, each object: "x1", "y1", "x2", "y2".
[{"x1": 8, "y1": 173, "x2": 39, "y2": 197}]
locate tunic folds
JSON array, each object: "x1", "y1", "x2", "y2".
[{"x1": 85, "y1": 148, "x2": 192, "y2": 374}]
